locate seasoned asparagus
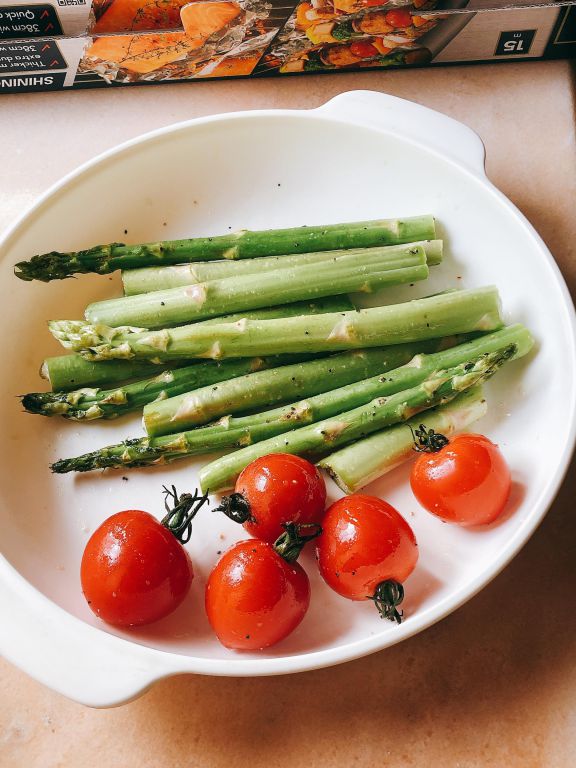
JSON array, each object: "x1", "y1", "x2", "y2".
[
  {"x1": 40, "y1": 297, "x2": 354, "y2": 391},
  {"x1": 143, "y1": 323, "x2": 531, "y2": 437},
  {"x1": 15, "y1": 215, "x2": 436, "y2": 282},
  {"x1": 49, "y1": 287, "x2": 503, "y2": 363},
  {"x1": 50, "y1": 344, "x2": 447, "y2": 472},
  {"x1": 199, "y1": 345, "x2": 517, "y2": 492},
  {"x1": 143, "y1": 338, "x2": 461, "y2": 437},
  {"x1": 41, "y1": 355, "x2": 166, "y2": 392},
  {"x1": 121, "y1": 240, "x2": 444, "y2": 295},
  {"x1": 85, "y1": 245, "x2": 429, "y2": 329},
  {"x1": 318, "y1": 386, "x2": 488, "y2": 493},
  {"x1": 24, "y1": 354, "x2": 310, "y2": 420},
  {"x1": 51, "y1": 326, "x2": 531, "y2": 473}
]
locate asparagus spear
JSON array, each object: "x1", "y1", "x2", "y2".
[
  {"x1": 199, "y1": 345, "x2": 517, "y2": 492},
  {"x1": 51, "y1": 326, "x2": 532, "y2": 473},
  {"x1": 121, "y1": 240, "x2": 444, "y2": 295},
  {"x1": 41, "y1": 297, "x2": 354, "y2": 391},
  {"x1": 49, "y1": 286, "x2": 503, "y2": 363},
  {"x1": 41, "y1": 355, "x2": 165, "y2": 392},
  {"x1": 143, "y1": 323, "x2": 531, "y2": 437},
  {"x1": 24, "y1": 354, "x2": 311, "y2": 421},
  {"x1": 318, "y1": 386, "x2": 488, "y2": 493},
  {"x1": 15, "y1": 215, "x2": 436, "y2": 282},
  {"x1": 143, "y1": 339, "x2": 456, "y2": 437},
  {"x1": 85, "y1": 245, "x2": 430, "y2": 329}
]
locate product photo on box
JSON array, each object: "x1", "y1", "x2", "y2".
[{"x1": 0, "y1": 0, "x2": 574, "y2": 92}]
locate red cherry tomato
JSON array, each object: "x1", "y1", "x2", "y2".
[
  {"x1": 410, "y1": 433, "x2": 511, "y2": 526},
  {"x1": 81, "y1": 510, "x2": 193, "y2": 627},
  {"x1": 349, "y1": 40, "x2": 379, "y2": 59},
  {"x1": 205, "y1": 538, "x2": 311, "y2": 650},
  {"x1": 316, "y1": 495, "x2": 418, "y2": 622},
  {"x1": 217, "y1": 453, "x2": 326, "y2": 544},
  {"x1": 385, "y1": 8, "x2": 413, "y2": 27}
]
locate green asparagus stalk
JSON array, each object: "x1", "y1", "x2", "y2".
[
  {"x1": 40, "y1": 297, "x2": 354, "y2": 391},
  {"x1": 24, "y1": 354, "x2": 311, "y2": 421},
  {"x1": 85, "y1": 245, "x2": 429, "y2": 329},
  {"x1": 121, "y1": 240, "x2": 444, "y2": 295},
  {"x1": 143, "y1": 338, "x2": 458, "y2": 437},
  {"x1": 50, "y1": 287, "x2": 503, "y2": 363},
  {"x1": 51, "y1": 326, "x2": 532, "y2": 474},
  {"x1": 143, "y1": 323, "x2": 531, "y2": 437},
  {"x1": 318, "y1": 386, "x2": 488, "y2": 493},
  {"x1": 15, "y1": 215, "x2": 436, "y2": 282},
  {"x1": 41, "y1": 355, "x2": 165, "y2": 392},
  {"x1": 199, "y1": 345, "x2": 517, "y2": 492}
]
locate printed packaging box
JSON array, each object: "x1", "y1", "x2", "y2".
[{"x1": 0, "y1": 0, "x2": 574, "y2": 93}]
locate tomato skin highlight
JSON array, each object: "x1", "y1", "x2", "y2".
[
  {"x1": 316, "y1": 495, "x2": 418, "y2": 601},
  {"x1": 81, "y1": 510, "x2": 193, "y2": 627},
  {"x1": 410, "y1": 433, "x2": 511, "y2": 526},
  {"x1": 234, "y1": 453, "x2": 326, "y2": 544},
  {"x1": 205, "y1": 539, "x2": 310, "y2": 650},
  {"x1": 349, "y1": 40, "x2": 379, "y2": 59},
  {"x1": 385, "y1": 8, "x2": 413, "y2": 27}
]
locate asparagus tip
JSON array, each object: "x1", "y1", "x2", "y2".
[{"x1": 14, "y1": 252, "x2": 73, "y2": 282}]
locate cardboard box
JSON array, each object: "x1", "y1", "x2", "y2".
[{"x1": 0, "y1": 0, "x2": 574, "y2": 93}]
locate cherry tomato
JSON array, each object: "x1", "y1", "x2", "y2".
[
  {"x1": 316, "y1": 495, "x2": 418, "y2": 622},
  {"x1": 349, "y1": 40, "x2": 379, "y2": 59},
  {"x1": 205, "y1": 534, "x2": 312, "y2": 650},
  {"x1": 410, "y1": 433, "x2": 511, "y2": 526},
  {"x1": 216, "y1": 453, "x2": 326, "y2": 544},
  {"x1": 81, "y1": 510, "x2": 192, "y2": 627},
  {"x1": 81, "y1": 487, "x2": 207, "y2": 627},
  {"x1": 385, "y1": 8, "x2": 413, "y2": 27}
]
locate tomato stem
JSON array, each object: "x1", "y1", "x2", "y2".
[
  {"x1": 214, "y1": 492, "x2": 253, "y2": 525},
  {"x1": 410, "y1": 424, "x2": 449, "y2": 453},
  {"x1": 161, "y1": 485, "x2": 210, "y2": 544},
  {"x1": 370, "y1": 580, "x2": 405, "y2": 624},
  {"x1": 274, "y1": 522, "x2": 323, "y2": 563}
]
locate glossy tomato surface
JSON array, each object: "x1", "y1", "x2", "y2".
[
  {"x1": 236, "y1": 453, "x2": 326, "y2": 544},
  {"x1": 316, "y1": 495, "x2": 418, "y2": 600},
  {"x1": 81, "y1": 510, "x2": 193, "y2": 627},
  {"x1": 205, "y1": 539, "x2": 310, "y2": 650},
  {"x1": 349, "y1": 41, "x2": 379, "y2": 59},
  {"x1": 410, "y1": 433, "x2": 511, "y2": 526},
  {"x1": 385, "y1": 8, "x2": 412, "y2": 27}
]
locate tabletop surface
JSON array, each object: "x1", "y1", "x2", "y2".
[{"x1": 1, "y1": 59, "x2": 575, "y2": 768}]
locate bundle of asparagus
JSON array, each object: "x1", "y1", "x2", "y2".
[
  {"x1": 23, "y1": 298, "x2": 351, "y2": 419},
  {"x1": 17, "y1": 213, "x2": 533, "y2": 495},
  {"x1": 51, "y1": 326, "x2": 533, "y2": 475},
  {"x1": 85, "y1": 243, "x2": 432, "y2": 329},
  {"x1": 49, "y1": 287, "x2": 502, "y2": 362}
]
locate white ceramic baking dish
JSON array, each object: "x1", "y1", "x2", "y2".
[{"x1": 0, "y1": 91, "x2": 574, "y2": 708}]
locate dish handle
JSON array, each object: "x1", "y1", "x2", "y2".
[
  {"x1": 0, "y1": 560, "x2": 179, "y2": 708},
  {"x1": 316, "y1": 90, "x2": 486, "y2": 177}
]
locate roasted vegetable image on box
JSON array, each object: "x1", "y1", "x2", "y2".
[
  {"x1": 304, "y1": 9, "x2": 437, "y2": 44},
  {"x1": 294, "y1": 0, "x2": 435, "y2": 25},
  {"x1": 254, "y1": 0, "x2": 473, "y2": 74}
]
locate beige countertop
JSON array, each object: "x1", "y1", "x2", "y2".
[{"x1": 1, "y1": 59, "x2": 575, "y2": 768}]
